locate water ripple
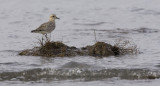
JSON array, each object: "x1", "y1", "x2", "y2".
[{"x1": 0, "y1": 68, "x2": 159, "y2": 81}]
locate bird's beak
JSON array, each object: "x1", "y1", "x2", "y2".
[{"x1": 56, "y1": 17, "x2": 60, "y2": 19}]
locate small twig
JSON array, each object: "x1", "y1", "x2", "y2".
[
  {"x1": 36, "y1": 37, "x2": 44, "y2": 47},
  {"x1": 94, "y1": 29, "x2": 97, "y2": 42},
  {"x1": 61, "y1": 36, "x2": 64, "y2": 43}
]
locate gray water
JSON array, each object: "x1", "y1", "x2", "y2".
[{"x1": 0, "y1": 0, "x2": 160, "y2": 86}]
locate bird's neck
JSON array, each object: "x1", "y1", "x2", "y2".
[{"x1": 49, "y1": 18, "x2": 55, "y2": 21}]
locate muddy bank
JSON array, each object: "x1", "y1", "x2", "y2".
[{"x1": 19, "y1": 41, "x2": 136, "y2": 57}]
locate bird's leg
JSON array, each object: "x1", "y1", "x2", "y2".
[
  {"x1": 41, "y1": 35, "x2": 44, "y2": 46},
  {"x1": 45, "y1": 34, "x2": 50, "y2": 42},
  {"x1": 49, "y1": 33, "x2": 51, "y2": 41}
]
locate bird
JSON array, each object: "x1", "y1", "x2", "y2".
[{"x1": 31, "y1": 14, "x2": 60, "y2": 43}]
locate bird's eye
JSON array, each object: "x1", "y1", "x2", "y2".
[{"x1": 52, "y1": 16, "x2": 55, "y2": 17}]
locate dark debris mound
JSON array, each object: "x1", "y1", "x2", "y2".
[
  {"x1": 82, "y1": 42, "x2": 120, "y2": 57},
  {"x1": 19, "y1": 41, "x2": 85, "y2": 57},
  {"x1": 19, "y1": 41, "x2": 132, "y2": 58},
  {"x1": 39, "y1": 41, "x2": 82, "y2": 57}
]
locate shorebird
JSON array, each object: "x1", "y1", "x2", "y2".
[{"x1": 31, "y1": 14, "x2": 60, "y2": 43}]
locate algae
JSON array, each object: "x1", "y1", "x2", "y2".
[{"x1": 19, "y1": 41, "x2": 136, "y2": 57}]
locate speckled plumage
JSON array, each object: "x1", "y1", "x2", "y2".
[
  {"x1": 31, "y1": 21, "x2": 55, "y2": 34},
  {"x1": 31, "y1": 14, "x2": 59, "y2": 35}
]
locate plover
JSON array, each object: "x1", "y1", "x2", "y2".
[{"x1": 31, "y1": 14, "x2": 60, "y2": 42}]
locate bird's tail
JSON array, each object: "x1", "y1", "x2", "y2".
[{"x1": 31, "y1": 30, "x2": 38, "y2": 33}]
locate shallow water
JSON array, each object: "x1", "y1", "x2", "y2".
[{"x1": 0, "y1": 0, "x2": 160, "y2": 85}]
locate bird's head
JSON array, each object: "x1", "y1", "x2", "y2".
[{"x1": 49, "y1": 14, "x2": 60, "y2": 21}]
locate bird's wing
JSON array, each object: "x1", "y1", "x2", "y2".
[{"x1": 36, "y1": 22, "x2": 49, "y2": 31}]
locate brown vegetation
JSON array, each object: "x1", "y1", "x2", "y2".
[{"x1": 19, "y1": 40, "x2": 138, "y2": 57}]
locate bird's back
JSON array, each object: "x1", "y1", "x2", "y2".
[{"x1": 31, "y1": 21, "x2": 55, "y2": 34}]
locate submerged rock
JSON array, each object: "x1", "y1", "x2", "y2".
[{"x1": 19, "y1": 41, "x2": 123, "y2": 57}]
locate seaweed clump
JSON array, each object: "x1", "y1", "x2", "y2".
[
  {"x1": 19, "y1": 40, "x2": 137, "y2": 57},
  {"x1": 19, "y1": 41, "x2": 81, "y2": 57},
  {"x1": 83, "y1": 42, "x2": 120, "y2": 57},
  {"x1": 114, "y1": 39, "x2": 139, "y2": 55},
  {"x1": 39, "y1": 41, "x2": 78, "y2": 57}
]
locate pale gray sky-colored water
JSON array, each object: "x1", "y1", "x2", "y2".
[{"x1": 0, "y1": 0, "x2": 160, "y2": 85}]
